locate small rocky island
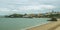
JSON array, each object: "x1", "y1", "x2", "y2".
[{"x1": 48, "y1": 17, "x2": 57, "y2": 21}]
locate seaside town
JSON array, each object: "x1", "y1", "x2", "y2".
[{"x1": 5, "y1": 11, "x2": 60, "y2": 18}]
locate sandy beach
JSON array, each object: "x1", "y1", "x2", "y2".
[{"x1": 26, "y1": 19, "x2": 60, "y2": 30}]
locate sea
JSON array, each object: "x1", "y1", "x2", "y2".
[{"x1": 0, "y1": 18, "x2": 50, "y2": 30}]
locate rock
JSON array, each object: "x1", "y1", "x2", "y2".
[{"x1": 48, "y1": 17, "x2": 57, "y2": 21}]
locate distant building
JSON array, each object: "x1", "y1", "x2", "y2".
[
  {"x1": 37, "y1": 13, "x2": 43, "y2": 17},
  {"x1": 28, "y1": 14, "x2": 37, "y2": 17}
]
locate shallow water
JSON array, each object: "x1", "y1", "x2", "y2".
[{"x1": 0, "y1": 18, "x2": 50, "y2": 30}]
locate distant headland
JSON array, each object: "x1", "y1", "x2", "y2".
[{"x1": 4, "y1": 11, "x2": 60, "y2": 18}]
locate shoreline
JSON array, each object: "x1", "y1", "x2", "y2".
[
  {"x1": 26, "y1": 19, "x2": 60, "y2": 30},
  {"x1": 24, "y1": 22, "x2": 50, "y2": 29},
  {"x1": 21, "y1": 22, "x2": 50, "y2": 30}
]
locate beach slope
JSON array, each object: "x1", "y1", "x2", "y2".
[{"x1": 27, "y1": 20, "x2": 60, "y2": 30}]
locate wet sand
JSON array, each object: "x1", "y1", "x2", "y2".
[{"x1": 26, "y1": 19, "x2": 60, "y2": 30}]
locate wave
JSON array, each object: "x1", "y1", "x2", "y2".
[{"x1": 20, "y1": 22, "x2": 49, "y2": 30}]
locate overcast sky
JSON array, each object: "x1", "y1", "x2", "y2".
[{"x1": 0, "y1": 0, "x2": 60, "y2": 15}]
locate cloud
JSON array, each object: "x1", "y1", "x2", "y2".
[
  {"x1": 0, "y1": 0, "x2": 59, "y2": 15},
  {"x1": 0, "y1": 8, "x2": 10, "y2": 11},
  {"x1": 0, "y1": 5, "x2": 56, "y2": 14},
  {"x1": 18, "y1": 5, "x2": 56, "y2": 10}
]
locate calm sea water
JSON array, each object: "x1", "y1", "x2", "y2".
[{"x1": 0, "y1": 18, "x2": 50, "y2": 30}]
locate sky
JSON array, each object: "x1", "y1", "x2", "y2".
[{"x1": 0, "y1": 0, "x2": 60, "y2": 15}]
